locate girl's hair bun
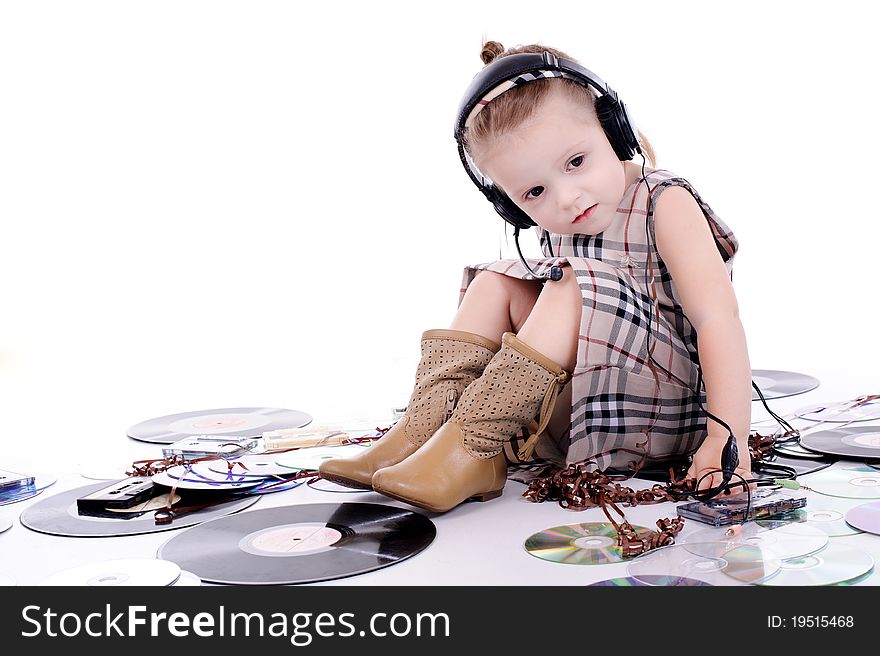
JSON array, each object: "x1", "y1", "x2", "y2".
[{"x1": 480, "y1": 40, "x2": 505, "y2": 65}]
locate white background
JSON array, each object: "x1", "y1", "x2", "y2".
[{"x1": 1, "y1": 0, "x2": 878, "y2": 471}]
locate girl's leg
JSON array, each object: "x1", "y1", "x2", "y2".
[
  {"x1": 449, "y1": 271, "x2": 543, "y2": 343},
  {"x1": 516, "y1": 266, "x2": 581, "y2": 372}
]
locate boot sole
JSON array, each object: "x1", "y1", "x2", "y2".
[
  {"x1": 372, "y1": 485, "x2": 503, "y2": 513},
  {"x1": 317, "y1": 473, "x2": 374, "y2": 491}
]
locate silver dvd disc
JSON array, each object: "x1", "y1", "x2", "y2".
[
  {"x1": 38, "y1": 558, "x2": 181, "y2": 586},
  {"x1": 588, "y1": 575, "x2": 712, "y2": 586},
  {"x1": 151, "y1": 466, "x2": 265, "y2": 491},
  {"x1": 524, "y1": 522, "x2": 654, "y2": 566},
  {"x1": 757, "y1": 544, "x2": 874, "y2": 586},
  {"x1": 800, "y1": 426, "x2": 880, "y2": 460},
  {"x1": 685, "y1": 522, "x2": 828, "y2": 560},
  {"x1": 751, "y1": 370, "x2": 819, "y2": 400},
  {"x1": 172, "y1": 570, "x2": 202, "y2": 586},
  {"x1": 0, "y1": 514, "x2": 12, "y2": 534},
  {"x1": 207, "y1": 454, "x2": 293, "y2": 478},
  {"x1": 844, "y1": 500, "x2": 880, "y2": 535},
  {"x1": 127, "y1": 407, "x2": 312, "y2": 445},
  {"x1": 757, "y1": 497, "x2": 863, "y2": 537},
  {"x1": 803, "y1": 466, "x2": 880, "y2": 499},
  {"x1": 275, "y1": 444, "x2": 366, "y2": 471},
  {"x1": 627, "y1": 541, "x2": 781, "y2": 586},
  {"x1": 795, "y1": 399, "x2": 880, "y2": 424}
]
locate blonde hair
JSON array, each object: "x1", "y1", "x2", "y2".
[{"x1": 461, "y1": 41, "x2": 657, "y2": 168}]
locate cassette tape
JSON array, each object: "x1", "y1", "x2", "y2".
[
  {"x1": 161, "y1": 436, "x2": 258, "y2": 460},
  {"x1": 676, "y1": 488, "x2": 807, "y2": 526},
  {"x1": 76, "y1": 477, "x2": 157, "y2": 516},
  {"x1": 0, "y1": 469, "x2": 35, "y2": 493}
]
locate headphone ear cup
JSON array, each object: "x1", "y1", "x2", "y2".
[
  {"x1": 487, "y1": 186, "x2": 536, "y2": 229},
  {"x1": 595, "y1": 94, "x2": 638, "y2": 161}
]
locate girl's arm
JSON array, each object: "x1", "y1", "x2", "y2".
[{"x1": 652, "y1": 186, "x2": 752, "y2": 490}]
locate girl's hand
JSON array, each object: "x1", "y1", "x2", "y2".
[{"x1": 687, "y1": 437, "x2": 755, "y2": 494}]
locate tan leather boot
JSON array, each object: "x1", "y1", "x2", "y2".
[
  {"x1": 318, "y1": 329, "x2": 501, "y2": 489},
  {"x1": 372, "y1": 332, "x2": 570, "y2": 512}
]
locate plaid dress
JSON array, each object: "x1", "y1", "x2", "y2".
[{"x1": 459, "y1": 168, "x2": 739, "y2": 473}]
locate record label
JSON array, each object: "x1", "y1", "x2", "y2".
[
  {"x1": 524, "y1": 522, "x2": 653, "y2": 565},
  {"x1": 241, "y1": 523, "x2": 342, "y2": 557},
  {"x1": 751, "y1": 370, "x2": 819, "y2": 400},
  {"x1": 156, "y1": 503, "x2": 435, "y2": 585},
  {"x1": 127, "y1": 407, "x2": 312, "y2": 444}
]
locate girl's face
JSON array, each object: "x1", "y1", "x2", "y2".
[{"x1": 475, "y1": 88, "x2": 635, "y2": 236}]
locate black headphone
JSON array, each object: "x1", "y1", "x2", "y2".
[{"x1": 453, "y1": 50, "x2": 642, "y2": 231}]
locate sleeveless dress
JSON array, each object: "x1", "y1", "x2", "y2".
[{"x1": 458, "y1": 168, "x2": 739, "y2": 474}]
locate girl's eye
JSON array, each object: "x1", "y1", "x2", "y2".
[
  {"x1": 569, "y1": 155, "x2": 584, "y2": 168},
  {"x1": 525, "y1": 186, "x2": 544, "y2": 200}
]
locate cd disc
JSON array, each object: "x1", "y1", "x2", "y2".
[
  {"x1": 757, "y1": 544, "x2": 874, "y2": 586},
  {"x1": 795, "y1": 399, "x2": 880, "y2": 424},
  {"x1": 627, "y1": 542, "x2": 781, "y2": 586},
  {"x1": 207, "y1": 454, "x2": 294, "y2": 478},
  {"x1": 156, "y1": 502, "x2": 436, "y2": 585},
  {"x1": 800, "y1": 426, "x2": 880, "y2": 460},
  {"x1": 589, "y1": 575, "x2": 712, "y2": 586},
  {"x1": 127, "y1": 407, "x2": 312, "y2": 445},
  {"x1": 0, "y1": 515, "x2": 12, "y2": 534},
  {"x1": 524, "y1": 522, "x2": 654, "y2": 566},
  {"x1": 803, "y1": 466, "x2": 880, "y2": 499},
  {"x1": 151, "y1": 466, "x2": 265, "y2": 491},
  {"x1": 172, "y1": 570, "x2": 202, "y2": 586},
  {"x1": 685, "y1": 522, "x2": 828, "y2": 559},
  {"x1": 39, "y1": 558, "x2": 181, "y2": 586},
  {"x1": 757, "y1": 498, "x2": 863, "y2": 537},
  {"x1": 275, "y1": 444, "x2": 366, "y2": 471},
  {"x1": 844, "y1": 501, "x2": 880, "y2": 535},
  {"x1": 20, "y1": 481, "x2": 259, "y2": 537},
  {"x1": 751, "y1": 370, "x2": 819, "y2": 400}
]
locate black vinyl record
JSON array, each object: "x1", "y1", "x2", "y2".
[
  {"x1": 20, "y1": 482, "x2": 259, "y2": 537},
  {"x1": 800, "y1": 426, "x2": 880, "y2": 460},
  {"x1": 127, "y1": 407, "x2": 312, "y2": 444},
  {"x1": 156, "y1": 503, "x2": 436, "y2": 585},
  {"x1": 751, "y1": 370, "x2": 819, "y2": 400}
]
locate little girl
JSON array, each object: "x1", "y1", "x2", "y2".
[{"x1": 320, "y1": 41, "x2": 752, "y2": 512}]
